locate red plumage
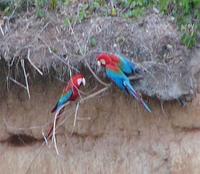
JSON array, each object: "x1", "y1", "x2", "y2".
[{"x1": 47, "y1": 74, "x2": 85, "y2": 139}]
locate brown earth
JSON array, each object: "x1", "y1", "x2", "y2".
[{"x1": 1, "y1": 79, "x2": 200, "y2": 174}]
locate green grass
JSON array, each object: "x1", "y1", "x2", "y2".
[{"x1": 157, "y1": 0, "x2": 200, "y2": 48}]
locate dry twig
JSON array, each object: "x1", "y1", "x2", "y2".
[
  {"x1": 21, "y1": 59, "x2": 31, "y2": 99},
  {"x1": 42, "y1": 130, "x2": 49, "y2": 146},
  {"x1": 80, "y1": 86, "x2": 110, "y2": 103},
  {"x1": 68, "y1": 18, "x2": 84, "y2": 55},
  {"x1": 27, "y1": 49, "x2": 43, "y2": 76},
  {"x1": 71, "y1": 102, "x2": 80, "y2": 135},
  {"x1": 7, "y1": 76, "x2": 26, "y2": 89},
  {"x1": 0, "y1": 26, "x2": 4, "y2": 36},
  {"x1": 85, "y1": 61, "x2": 110, "y2": 87},
  {"x1": 38, "y1": 37, "x2": 80, "y2": 73}
]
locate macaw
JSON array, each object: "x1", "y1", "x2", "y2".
[
  {"x1": 97, "y1": 56, "x2": 151, "y2": 112},
  {"x1": 47, "y1": 74, "x2": 86, "y2": 139},
  {"x1": 97, "y1": 52, "x2": 141, "y2": 76}
]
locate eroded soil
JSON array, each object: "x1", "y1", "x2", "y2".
[{"x1": 1, "y1": 81, "x2": 200, "y2": 174}]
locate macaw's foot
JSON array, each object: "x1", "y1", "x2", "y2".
[{"x1": 129, "y1": 75, "x2": 144, "y2": 81}]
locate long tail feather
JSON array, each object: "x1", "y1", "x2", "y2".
[
  {"x1": 47, "y1": 124, "x2": 54, "y2": 139},
  {"x1": 124, "y1": 81, "x2": 140, "y2": 100},
  {"x1": 139, "y1": 98, "x2": 152, "y2": 112},
  {"x1": 47, "y1": 116, "x2": 60, "y2": 139},
  {"x1": 47, "y1": 107, "x2": 65, "y2": 139},
  {"x1": 51, "y1": 103, "x2": 58, "y2": 113},
  {"x1": 124, "y1": 81, "x2": 151, "y2": 112}
]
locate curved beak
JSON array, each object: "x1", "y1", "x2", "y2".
[
  {"x1": 82, "y1": 78, "x2": 86, "y2": 86},
  {"x1": 97, "y1": 60, "x2": 101, "y2": 67}
]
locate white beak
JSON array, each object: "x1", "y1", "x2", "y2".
[
  {"x1": 82, "y1": 78, "x2": 86, "y2": 86},
  {"x1": 97, "y1": 60, "x2": 101, "y2": 67}
]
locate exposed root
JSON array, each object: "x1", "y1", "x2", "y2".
[
  {"x1": 21, "y1": 59, "x2": 30, "y2": 99},
  {"x1": 7, "y1": 76, "x2": 27, "y2": 90},
  {"x1": 80, "y1": 86, "x2": 110, "y2": 103},
  {"x1": 27, "y1": 49, "x2": 43, "y2": 76},
  {"x1": 0, "y1": 26, "x2": 4, "y2": 36},
  {"x1": 42, "y1": 130, "x2": 48, "y2": 146},
  {"x1": 71, "y1": 102, "x2": 80, "y2": 135},
  {"x1": 85, "y1": 61, "x2": 110, "y2": 87}
]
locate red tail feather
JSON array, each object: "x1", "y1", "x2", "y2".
[
  {"x1": 51, "y1": 103, "x2": 58, "y2": 113},
  {"x1": 46, "y1": 116, "x2": 61, "y2": 139},
  {"x1": 46, "y1": 125, "x2": 54, "y2": 139},
  {"x1": 47, "y1": 108, "x2": 65, "y2": 139}
]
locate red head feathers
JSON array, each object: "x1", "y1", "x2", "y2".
[
  {"x1": 70, "y1": 74, "x2": 86, "y2": 87},
  {"x1": 97, "y1": 53, "x2": 119, "y2": 67},
  {"x1": 64, "y1": 74, "x2": 86, "y2": 93},
  {"x1": 97, "y1": 53, "x2": 112, "y2": 66}
]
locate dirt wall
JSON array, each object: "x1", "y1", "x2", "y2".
[{"x1": 1, "y1": 80, "x2": 200, "y2": 174}]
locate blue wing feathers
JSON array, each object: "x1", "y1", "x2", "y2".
[
  {"x1": 106, "y1": 68, "x2": 127, "y2": 91},
  {"x1": 105, "y1": 65, "x2": 151, "y2": 112},
  {"x1": 51, "y1": 90, "x2": 73, "y2": 113},
  {"x1": 115, "y1": 52, "x2": 138, "y2": 75}
]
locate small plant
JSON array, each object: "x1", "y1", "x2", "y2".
[
  {"x1": 181, "y1": 24, "x2": 198, "y2": 48},
  {"x1": 120, "y1": 0, "x2": 150, "y2": 18},
  {"x1": 89, "y1": 36, "x2": 97, "y2": 48},
  {"x1": 50, "y1": 0, "x2": 58, "y2": 10},
  {"x1": 63, "y1": 17, "x2": 70, "y2": 28},
  {"x1": 1, "y1": 0, "x2": 34, "y2": 15},
  {"x1": 35, "y1": 0, "x2": 47, "y2": 18},
  {"x1": 159, "y1": 0, "x2": 171, "y2": 13},
  {"x1": 123, "y1": 7, "x2": 144, "y2": 18},
  {"x1": 158, "y1": 0, "x2": 200, "y2": 48},
  {"x1": 89, "y1": 1, "x2": 101, "y2": 12},
  {"x1": 77, "y1": 4, "x2": 89, "y2": 23}
]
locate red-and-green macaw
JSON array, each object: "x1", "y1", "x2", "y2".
[
  {"x1": 97, "y1": 52, "x2": 141, "y2": 76},
  {"x1": 97, "y1": 55, "x2": 151, "y2": 112},
  {"x1": 47, "y1": 74, "x2": 86, "y2": 139}
]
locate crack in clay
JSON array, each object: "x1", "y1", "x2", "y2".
[{"x1": 172, "y1": 125, "x2": 200, "y2": 133}]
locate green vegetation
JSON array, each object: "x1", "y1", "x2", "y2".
[
  {"x1": 157, "y1": 0, "x2": 200, "y2": 48},
  {"x1": 35, "y1": 0, "x2": 47, "y2": 18},
  {"x1": 0, "y1": 0, "x2": 69, "y2": 16},
  {"x1": 0, "y1": 0, "x2": 199, "y2": 48}
]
